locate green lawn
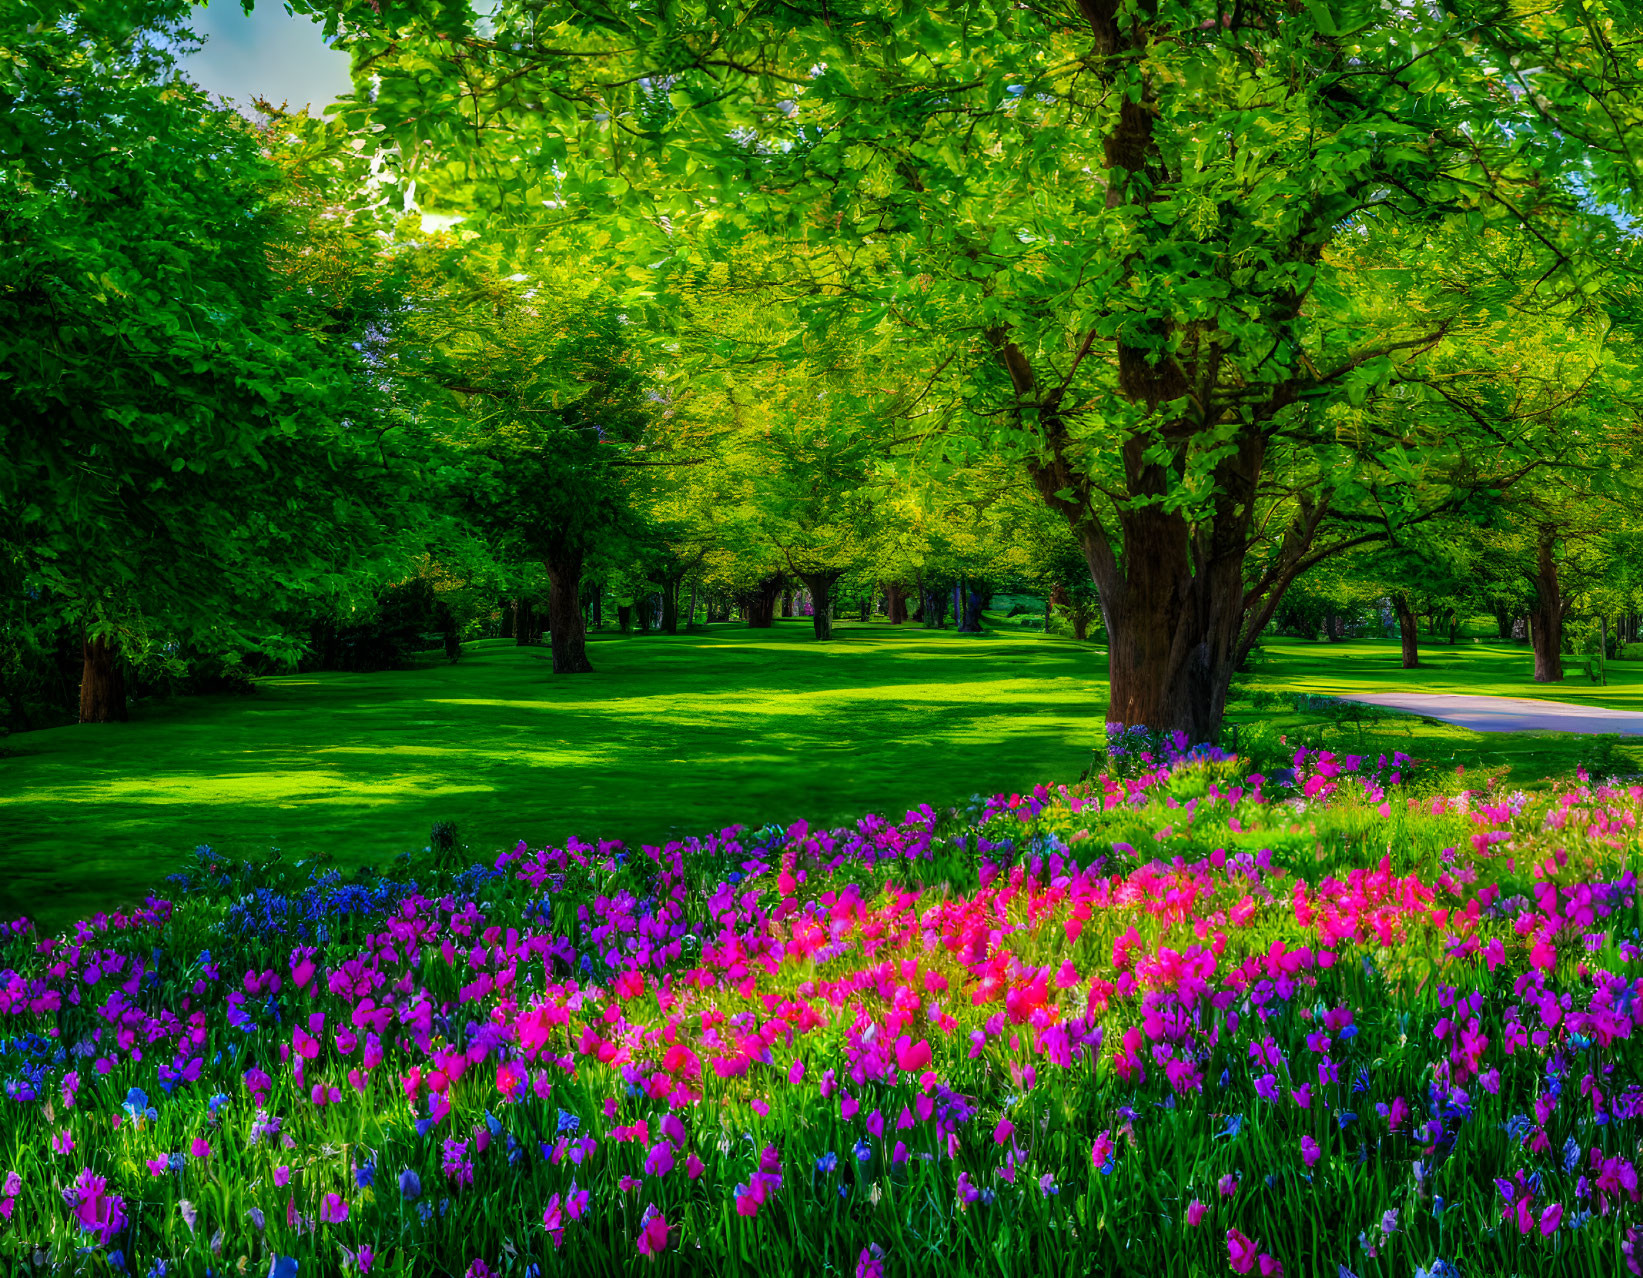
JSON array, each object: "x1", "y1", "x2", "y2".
[
  {"x1": 6, "y1": 625, "x2": 1638, "y2": 934},
  {"x1": 1249, "y1": 635, "x2": 1643, "y2": 707},
  {"x1": 0, "y1": 622, "x2": 1108, "y2": 931}
]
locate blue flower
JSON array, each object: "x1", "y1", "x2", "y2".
[
  {"x1": 208, "y1": 1094, "x2": 230, "y2": 1115},
  {"x1": 1215, "y1": 1114, "x2": 1244, "y2": 1140},
  {"x1": 398, "y1": 1169, "x2": 422, "y2": 1201},
  {"x1": 268, "y1": 1260, "x2": 299, "y2": 1278},
  {"x1": 1336, "y1": 1111, "x2": 1358, "y2": 1128},
  {"x1": 414, "y1": 1118, "x2": 434, "y2": 1140},
  {"x1": 1338, "y1": 1025, "x2": 1359, "y2": 1041},
  {"x1": 122, "y1": 1088, "x2": 150, "y2": 1120},
  {"x1": 556, "y1": 1110, "x2": 580, "y2": 1134},
  {"x1": 485, "y1": 1111, "x2": 503, "y2": 1136},
  {"x1": 816, "y1": 1152, "x2": 838, "y2": 1174},
  {"x1": 354, "y1": 1160, "x2": 375, "y2": 1190},
  {"x1": 853, "y1": 1140, "x2": 872, "y2": 1163}
]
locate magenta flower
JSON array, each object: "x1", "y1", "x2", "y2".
[
  {"x1": 636, "y1": 1204, "x2": 669, "y2": 1257},
  {"x1": 994, "y1": 1119, "x2": 1015, "y2": 1145},
  {"x1": 1090, "y1": 1130, "x2": 1114, "y2": 1169},
  {"x1": 1187, "y1": 1200, "x2": 1207, "y2": 1226},
  {"x1": 686, "y1": 1153, "x2": 705, "y2": 1180},
  {"x1": 1540, "y1": 1202, "x2": 1564, "y2": 1235},
  {"x1": 70, "y1": 1168, "x2": 128, "y2": 1245},
  {"x1": 856, "y1": 1243, "x2": 886, "y2": 1278},
  {"x1": 357, "y1": 1244, "x2": 375, "y2": 1274},
  {"x1": 51, "y1": 1128, "x2": 74, "y2": 1156},
  {"x1": 1300, "y1": 1136, "x2": 1320, "y2": 1169},
  {"x1": 1217, "y1": 1173, "x2": 1239, "y2": 1198},
  {"x1": 1227, "y1": 1227, "x2": 1259, "y2": 1275},
  {"x1": 191, "y1": 1136, "x2": 211, "y2": 1159},
  {"x1": 274, "y1": 1165, "x2": 291, "y2": 1188},
  {"x1": 321, "y1": 1193, "x2": 349, "y2": 1224},
  {"x1": 645, "y1": 1142, "x2": 674, "y2": 1177}
]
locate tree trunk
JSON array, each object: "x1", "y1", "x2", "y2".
[
  {"x1": 858, "y1": 595, "x2": 870, "y2": 623},
  {"x1": 660, "y1": 579, "x2": 680, "y2": 634},
  {"x1": 1393, "y1": 593, "x2": 1419, "y2": 669},
  {"x1": 780, "y1": 589, "x2": 794, "y2": 619},
  {"x1": 591, "y1": 590, "x2": 602, "y2": 632},
  {"x1": 1493, "y1": 606, "x2": 1513, "y2": 641},
  {"x1": 885, "y1": 582, "x2": 909, "y2": 625},
  {"x1": 799, "y1": 572, "x2": 839, "y2": 640},
  {"x1": 543, "y1": 551, "x2": 594, "y2": 673},
  {"x1": 957, "y1": 582, "x2": 986, "y2": 633},
  {"x1": 79, "y1": 632, "x2": 127, "y2": 723},
  {"x1": 514, "y1": 599, "x2": 533, "y2": 646},
  {"x1": 922, "y1": 584, "x2": 948, "y2": 630},
  {"x1": 1073, "y1": 612, "x2": 1089, "y2": 642},
  {"x1": 1600, "y1": 615, "x2": 1609, "y2": 685},
  {"x1": 1529, "y1": 524, "x2": 1564, "y2": 683},
  {"x1": 745, "y1": 574, "x2": 783, "y2": 628}
]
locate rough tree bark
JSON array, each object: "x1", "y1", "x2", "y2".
[
  {"x1": 1393, "y1": 593, "x2": 1420, "y2": 669},
  {"x1": 956, "y1": 581, "x2": 986, "y2": 633},
  {"x1": 1528, "y1": 524, "x2": 1564, "y2": 683},
  {"x1": 543, "y1": 550, "x2": 594, "y2": 673},
  {"x1": 79, "y1": 632, "x2": 127, "y2": 723}
]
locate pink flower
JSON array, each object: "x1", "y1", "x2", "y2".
[
  {"x1": 321, "y1": 1193, "x2": 349, "y2": 1224},
  {"x1": 1217, "y1": 1173, "x2": 1239, "y2": 1198},
  {"x1": 1258, "y1": 1256, "x2": 1283, "y2": 1277},
  {"x1": 50, "y1": 1128, "x2": 73, "y2": 1156},
  {"x1": 1227, "y1": 1227, "x2": 1259, "y2": 1275},
  {"x1": 356, "y1": 1244, "x2": 375, "y2": 1273},
  {"x1": 856, "y1": 1243, "x2": 886, "y2": 1278},
  {"x1": 636, "y1": 1204, "x2": 669, "y2": 1257},
  {"x1": 1187, "y1": 1200, "x2": 1207, "y2": 1226},
  {"x1": 788, "y1": 1059, "x2": 805, "y2": 1085},
  {"x1": 686, "y1": 1153, "x2": 704, "y2": 1180},
  {"x1": 895, "y1": 1036, "x2": 932, "y2": 1072},
  {"x1": 191, "y1": 1136, "x2": 210, "y2": 1159},
  {"x1": 994, "y1": 1119, "x2": 1015, "y2": 1145},
  {"x1": 1300, "y1": 1136, "x2": 1320, "y2": 1169},
  {"x1": 274, "y1": 1165, "x2": 291, "y2": 1188},
  {"x1": 1540, "y1": 1202, "x2": 1564, "y2": 1235},
  {"x1": 1090, "y1": 1130, "x2": 1113, "y2": 1169}
]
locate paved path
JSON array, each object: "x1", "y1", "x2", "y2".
[{"x1": 1336, "y1": 692, "x2": 1643, "y2": 736}]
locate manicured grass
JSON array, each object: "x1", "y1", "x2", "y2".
[
  {"x1": 0, "y1": 621, "x2": 1108, "y2": 931},
  {"x1": 6, "y1": 626, "x2": 1637, "y2": 934},
  {"x1": 1249, "y1": 636, "x2": 1643, "y2": 707}
]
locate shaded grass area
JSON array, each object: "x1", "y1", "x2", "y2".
[
  {"x1": 1227, "y1": 637, "x2": 1643, "y2": 781},
  {"x1": 5, "y1": 627, "x2": 1637, "y2": 934},
  {"x1": 0, "y1": 622, "x2": 1108, "y2": 931}
]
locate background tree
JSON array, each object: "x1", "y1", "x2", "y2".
[{"x1": 1, "y1": 0, "x2": 413, "y2": 722}]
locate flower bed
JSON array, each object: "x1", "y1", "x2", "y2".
[{"x1": 1, "y1": 747, "x2": 1640, "y2": 1277}]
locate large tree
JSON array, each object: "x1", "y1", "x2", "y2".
[
  {"x1": 298, "y1": 0, "x2": 1640, "y2": 740},
  {"x1": 0, "y1": 0, "x2": 409, "y2": 722}
]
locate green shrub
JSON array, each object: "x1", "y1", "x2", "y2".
[{"x1": 1621, "y1": 642, "x2": 1643, "y2": 661}]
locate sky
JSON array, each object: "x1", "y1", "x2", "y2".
[{"x1": 175, "y1": 2, "x2": 352, "y2": 117}]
